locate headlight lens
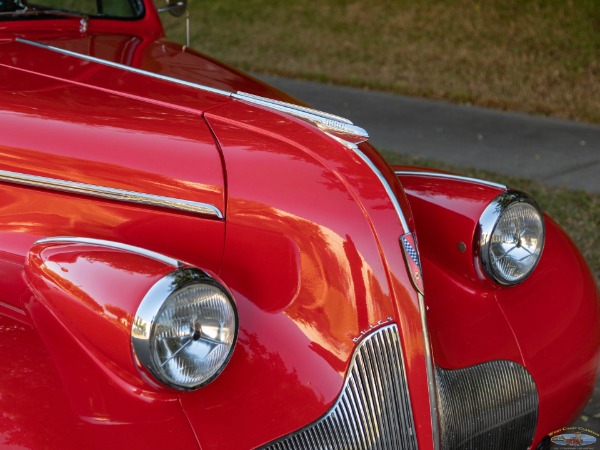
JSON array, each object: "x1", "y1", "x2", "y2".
[
  {"x1": 132, "y1": 268, "x2": 237, "y2": 390},
  {"x1": 478, "y1": 191, "x2": 545, "y2": 285}
]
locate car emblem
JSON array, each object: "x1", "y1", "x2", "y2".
[{"x1": 401, "y1": 233, "x2": 424, "y2": 295}]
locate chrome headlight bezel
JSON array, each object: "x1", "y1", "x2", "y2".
[
  {"x1": 478, "y1": 191, "x2": 545, "y2": 286},
  {"x1": 131, "y1": 267, "x2": 238, "y2": 391}
]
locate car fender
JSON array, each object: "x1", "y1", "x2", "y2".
[{"x1": 396, "y1": 167, "x2": 600, "y2": 444}]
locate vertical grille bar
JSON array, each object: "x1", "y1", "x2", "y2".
[{"x1": 262, "y1": 324, "x2": 418, "y2": 450}]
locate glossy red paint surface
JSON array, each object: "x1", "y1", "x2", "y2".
[
  {"x1": 396, "y1": 170, "x2": 522, "y2": 368},
  {"x1": 0, "y1": 44, "x2": 226, "y2": 210},
  {"x1": 190, "y1": 100, "x2": 435, "y2": 449},
  {"x1": 0, "y1": 3, "x2": 598, "y2": 449},
  {"x1": 397, "y1": 168, "x2": 600, "y2": 447},
  {"x1": 29, "y1": 34, "x2": 300, "y2": 104},
  {"x1": 499, "y1": 217, "x2": 600, "y2": 444},
  {"x1": 26, "y1": 242, "x2": 174, "y2": 390},
  {"x1": 1, "y1": 243, "x2": 201, "y2": 449},
  {"x1": 0, "y1": 315, "x2": 200, "y2": 449},
  {"x1": 0, "y1": 185, "x2": 226, "y2": 311}
]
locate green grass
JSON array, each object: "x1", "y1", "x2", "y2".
[
  {"x1": 161, "y1": 0, "x2": 600, "y2": 124},
  {"x1": 381, "y1": 150, "x2": 600, "y2": 285}
]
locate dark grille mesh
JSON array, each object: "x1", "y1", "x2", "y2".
[{"x1": 436, "y1": 360, "x2": 538, "y2": 450}]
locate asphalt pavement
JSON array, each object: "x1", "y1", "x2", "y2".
[
  {"x1": 257, "y1": 74, "x2": 600, "y2": 431},
  {"x1": 257, "y1": 74, "x2": 600, "y2": 194}
]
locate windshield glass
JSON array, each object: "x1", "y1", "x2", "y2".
[{"x1": 0, "y1": 0, "x2": 144, "y2": 19}]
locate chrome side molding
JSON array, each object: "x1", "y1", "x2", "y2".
[
  {"x1": 0, "y1": 169, "x2": 223, "y2": 219},
  {"x1": 350, "y1": 144, "x2": 409, "y2": 232},
  {"x1": 34, "y1": 236, "x2": 182, "y2": 267},
  {"x1": 395, "y1": 170, "x2": 506, "y2": 190}
]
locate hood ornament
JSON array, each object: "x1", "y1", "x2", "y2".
[{"x1": 79, "y1": 16, "x2": 88, "y2": 33}]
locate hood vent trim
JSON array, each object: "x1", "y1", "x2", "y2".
[{"x1": 232, "y1": 91, "x2": 368, "y2": 143}]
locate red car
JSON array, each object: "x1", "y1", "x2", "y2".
[{"x1": 0, "y1": 1, "x2": 598, "y2": 449}]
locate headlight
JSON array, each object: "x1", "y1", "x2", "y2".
[
  {"x1": 132, "y1": 268, "x2": 238, "y2": 390},
  {"x1": 478, "y1": 191, "x2": 545, "y2": 285}
]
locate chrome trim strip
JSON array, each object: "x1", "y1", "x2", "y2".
[
  {"x1": 234, "y1": 92, "x2": 353, "y2": 124},
  {"x1": 395, "y1": 170, "x2": 507, "y2": 190},
  {"x1": 349, "y1": 144, "x2": 410, "y2": 232},
  {"x1": 15, "y1": 38, "x2": 368, "y2": 143},
  {"x1": 346, "y1": 145, "x2": 439, "y2": 449},
  {"x1": 0, "y1": 169, "x2": 223, "y2": 219},
  {"x1": 233, "y1": 92, "x2": 369, "y2": 139},
  {"x1": 34, "y1": 237, "x2": 181, "y2": 267},
  {"x1": 418, "y1": 292, "x2": 440, "y2": 450},
  {"x1": 0, "y1": 300, "x2": 27, "y2": 316},
  {"x1": 15, "y1": 38, "x2": 231, "y2": 97}
]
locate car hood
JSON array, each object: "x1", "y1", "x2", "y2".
[
  {"x1": 0, "y1": 31, "x2": 402, "y2": 258},
  {"x1": 0, "y1": 34, "x2": 232, "y2": 245},
  {"x1": 0, "y1": 31, "x2": 433, "y2": 448},
  {"x1": 5, "y1": 32, "x2": 300, "y2": 106}
]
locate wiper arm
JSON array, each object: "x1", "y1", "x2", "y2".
[{"x1": 0, "y1": 4, "x2": 89, "y2": 32}]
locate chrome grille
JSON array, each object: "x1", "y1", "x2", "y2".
[
  {"x1": 436, "y1": 360, "x2": 538, "y2": 450},
  {"x1": 262, "y1": 324, "x2": 418, "y2": 450}
]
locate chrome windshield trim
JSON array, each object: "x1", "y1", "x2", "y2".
[
  {"x1": 34, "y1": 237, "x2": 181, "y2": 267},
  {"x1": 15, "y1": 38, "x2": 368, "y2": 143},
  {"x1": 15, "y1": 38, "x2": 231, "y2": 97},
  {"x1": 0, "y1": 169, "x2": 224, "y2": 219},
  {"x1": 395, "y1": 170, "x2": 506, "y2": 190}
]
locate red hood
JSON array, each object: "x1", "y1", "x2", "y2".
[
  {"x1": 0, "y1": 26, "x2": 437, "y2": 450},
  {"x1": 26, "y1": 32, "x2": 299, "y2": 105},
  {"x1": 0, "y1": 31, "x2": 313, "y2": 231},
  {"x1": 0, "y1": 34, "x2": 233, "y2": 245}
]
